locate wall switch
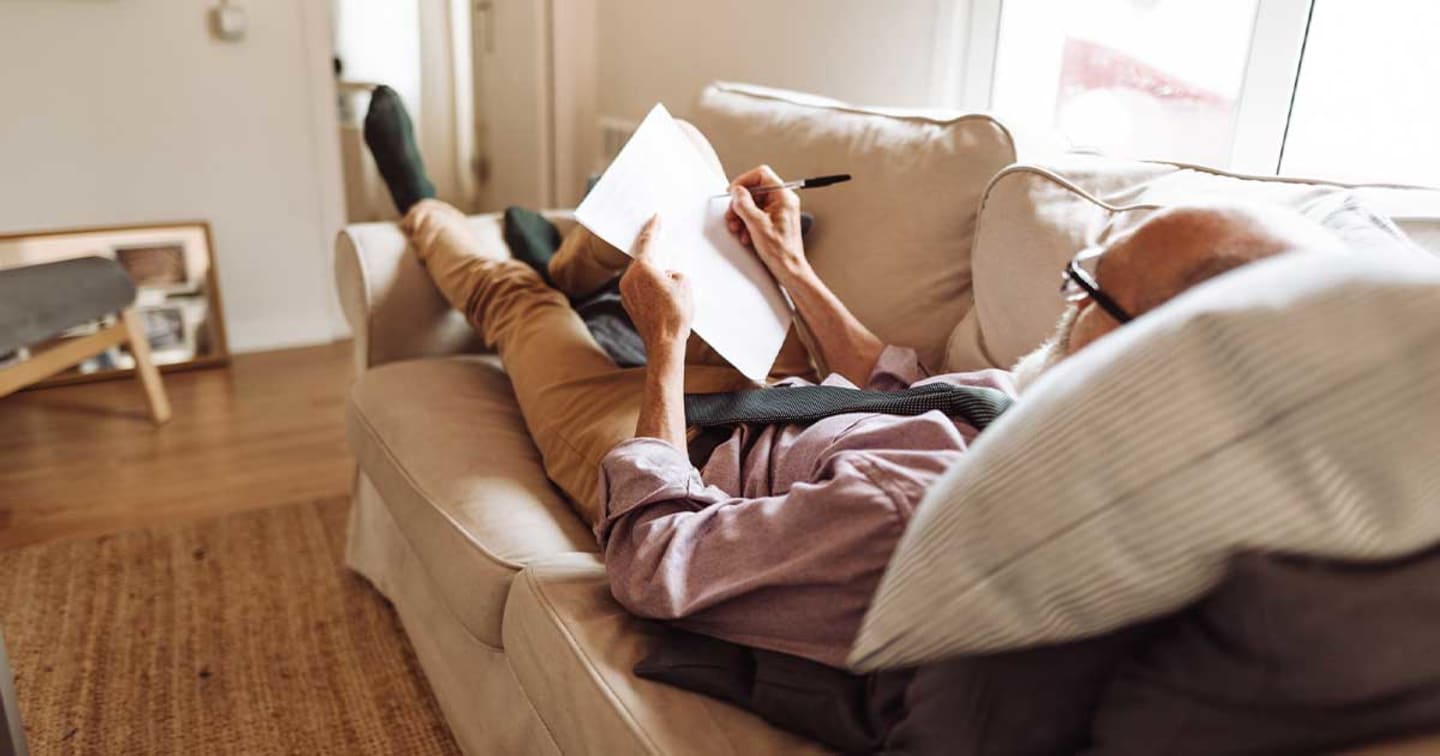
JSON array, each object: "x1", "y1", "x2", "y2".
[{"x1": 210, "y1": 4, "x2": 247, "y2": 42}]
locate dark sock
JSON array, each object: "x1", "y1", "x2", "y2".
[
  {"x1": 502, "y1": 207, "x2": 561, "y2": 286},
  {"x1": 363, "y1": 85, "x2": 435, "y2": 214}
]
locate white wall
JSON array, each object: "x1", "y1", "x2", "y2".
[
  {"x1": 594, "y1": 0, "x2": 968, "y2": 123},
  {"x1": 334, "y1": 0, "x2": 422, "y2": 112},
  {"x1": 0, "y1": 0, "x2": 346, "y2": 353},
  {"x1": 465, "y1": 0, "x2": 972, "y2": 211},
  {"x1": 526, "y1": 0, "x2": 970, "y2": 203}
]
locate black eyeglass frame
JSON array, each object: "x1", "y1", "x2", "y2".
[{"x1": 1063, "y1": 258, "x2": 1135, "y2": 324}]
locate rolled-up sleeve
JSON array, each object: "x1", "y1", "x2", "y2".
[
  {"x1": 593, "y1": 438, "x2": 728, "y2": 537},
  {"x1": 865, "y1": 345, "x2": 931, "y2": 391},
  {"x1": 594, "y1": 437, "x2": 910, "y2": 667}
]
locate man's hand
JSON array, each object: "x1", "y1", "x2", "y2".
[
  {"x1": 727, "y1": 167, "x2": 886, "y2": 384},
  {"x1": 620, "y1": 215, "x2": 693, "y2": 349},
  {"x1": 623, "y1": 215, "x2": 691, "y2": 450},
  {"x1": 725, "y1": 165, "x2": 807, "y2": 282}
]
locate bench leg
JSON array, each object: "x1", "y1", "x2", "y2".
[{"x1": 120, "y1": 309, "x2": 172, "y2": 425}]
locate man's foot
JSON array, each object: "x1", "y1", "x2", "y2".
[{"x1": 364, "y1": 85, "x2": 436, "y2": 215}]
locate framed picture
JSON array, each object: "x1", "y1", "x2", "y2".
[
  {"x1": 0, "y1": 221, "x2": 229, "y2": 387},
  {"x1": 115, "y1": 243, "x2": 192, "y2": 292}
]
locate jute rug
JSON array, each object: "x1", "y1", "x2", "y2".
[{"x1": 0, "y1": 497, "x2": 460, "y2": 754}]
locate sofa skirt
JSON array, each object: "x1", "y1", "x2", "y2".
[{"x1": 346, "y1": 471, "x2": 561, "y2": 756}]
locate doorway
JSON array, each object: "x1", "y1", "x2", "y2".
[
  {"x1": 330, "y1": 0, "x2": 479, "y2": 221},
  {"x1": 328, "y1": 0, "x2": 574, "y2": 221}
]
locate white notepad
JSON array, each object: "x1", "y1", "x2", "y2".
[{"x1": 574, "y1": 104, "x2": 793, "y2": 382}]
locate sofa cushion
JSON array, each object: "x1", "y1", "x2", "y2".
[
  {"x1": 503, "y1": 553, "x2": 831, "y2": 756},
  {"x1": 346, "y1": 355, "x2": 597, "y2": 648},
  {"x1": 691, "y1": 82, "x2": 1019, "y2": 370},
  {"x1": 945, "y1": 155, "x2": 1440, "y2": 372},
  {"x1": 1063, "y1": 158, "x2": 1440, "y2": 256},
  {"x1": 851, "y1": 249, "x2": 1440, "y2": 670}
]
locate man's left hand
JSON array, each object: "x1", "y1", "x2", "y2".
[{"x1": 620, "y1": 215, "x2": 693, "y2": 349}]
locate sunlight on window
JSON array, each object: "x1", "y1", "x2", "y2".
[
  {"x1": 1280, "y1": 0, "x2": 1440, "y2": 187},
  {"x1": 991, "y1": 0, "x2": 1257, "y2": 166}
]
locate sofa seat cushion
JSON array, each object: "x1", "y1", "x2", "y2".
[
  {"x1": 503, "y1": 553, "x2": 830, "y2": 756},
  {"x1": 346, "y1": 355, "x2": 597, "y2": 648}
]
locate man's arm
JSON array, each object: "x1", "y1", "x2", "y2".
[
  {"x1": 619, "y1": 215, "x2": 691, "y2": 450},
  {"x1": 595, "y1": 437, "x2": 911, "y2": 666},
  {"x1": 726, "y1": 166, "x2": 885, "y2": 384}
]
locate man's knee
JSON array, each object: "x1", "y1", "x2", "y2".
[
  {"x1": 401, "y1": 198, "x2": 464, "y2": 237},
  {"x1": 402, "y1": 198, "x2": 476, "y2": 264}
]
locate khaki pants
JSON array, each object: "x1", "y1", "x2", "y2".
[{"x1": 403, "y1": 198, "x2": 812, "y2": 525}]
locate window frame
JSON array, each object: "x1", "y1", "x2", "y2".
[
  {"x1": 955, "y1": 0, "x2": 1318, "y2": 177},
  {"x1": 1227, "y1": 0, "x2": 1312, "y2": 174}
]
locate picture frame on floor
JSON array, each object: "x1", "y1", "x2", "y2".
[{"x1": 0, "y1": 221, "x2": 230, "y2": 389}]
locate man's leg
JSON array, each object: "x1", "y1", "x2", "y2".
[
  {"x1": 547, "y1": 224, "x2": 632, "y2": 300},
  {"x1": 404, "y1": 199, "x2": 751, "y2": 524}
]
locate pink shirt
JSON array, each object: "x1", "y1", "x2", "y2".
[{"x1": 594, "y1": 346, "x2": 1017, "y2": 668}]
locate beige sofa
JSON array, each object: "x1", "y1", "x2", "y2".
[{"x1": 334, "y1": 83, "x2": 1440, "y2": 754}]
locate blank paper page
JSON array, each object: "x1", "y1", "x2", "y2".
[{"x1": 574, "y1": 104, "x2": 793, "y2": 382}]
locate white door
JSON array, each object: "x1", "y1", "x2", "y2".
[{"x1": 471, "y1": 0, "x2": 552, "y2": 211}]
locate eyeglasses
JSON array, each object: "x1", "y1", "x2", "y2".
[{"x1": 1060, "y1": 248, "x2": 1134, "y2": 324}]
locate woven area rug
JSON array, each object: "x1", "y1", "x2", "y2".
[{"x1": 0, "y1": 497, "x2": 460, "y2": 754}]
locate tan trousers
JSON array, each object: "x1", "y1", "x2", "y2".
[{"x1": 403, "y1": 199, "x2": 812, "y2": 525}]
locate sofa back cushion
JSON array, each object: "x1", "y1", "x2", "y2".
[
  {"x1": 944, "y1": 155, "x2": 1440, "y2": 373},
  {"x1": 691, "y1": 82, "x2": 1019, "y2": 369},
  {"x1": 850, "y1": 249, "x2": 1440, "y2": 670}
]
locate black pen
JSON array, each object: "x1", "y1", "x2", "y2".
[{"x1": 711, "y1": 173, "x2": 851, "y2": 199}]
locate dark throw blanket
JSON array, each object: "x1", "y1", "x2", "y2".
[{"x1": 641, "y1": 546, "x2": 1440, "y2": 755}]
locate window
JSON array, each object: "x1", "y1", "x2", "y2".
[
  {"x1": 967, "y1": 0, "x2": 1439, "y2": 187},
  {"x1": 990, "y1": 0, "x2": 1258, "y2": 167},
  {"x1": 1280, "y1": 1, "x2": 1440, "y2": 186}
]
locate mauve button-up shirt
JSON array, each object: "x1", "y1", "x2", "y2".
[{"x1": 594, "y1": 346, "x2": 1017, "y2": 668}]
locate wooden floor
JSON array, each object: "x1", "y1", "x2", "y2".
[{"x1": 0, "y1": 341, "x2": 354, "y2": 549}]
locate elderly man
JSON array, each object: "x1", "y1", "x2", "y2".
[{"x1": 363, "y1": 86, "x2": 1333, "y2": 669}]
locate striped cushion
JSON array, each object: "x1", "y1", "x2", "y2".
[{"x1": 849, "y1": 249, "x2": 1440, "y2": 671}]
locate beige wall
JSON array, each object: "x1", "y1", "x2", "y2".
[
  {"x1": 594, "y1": 0, "x2": 965, "y2": 122},
  {"x1": 466, "y1": 0, "x2": 973, "y2": 211},
  {"x1": 536, "y1": 0, "x2": 969, "y2": 202},
  {"x1": 0, "y1": 0, "x2": 346, "y2": 352}
]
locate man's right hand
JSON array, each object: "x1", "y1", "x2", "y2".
[
  {"x1": 726, "y1": 165, "x2": 808, "y2": 282},
  {"x1": 726, "y1": 166, "x2": 886, "y2": 385}
]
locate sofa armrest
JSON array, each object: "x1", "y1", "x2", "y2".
[{"x1": 333, "y1": 210, "x2": 578, "y2": 372}]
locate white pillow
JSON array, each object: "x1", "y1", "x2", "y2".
[
  {"x1": 691, "y1": 82, "x2": 1020, "y2": 369},
  {"x1": 850, "y1": 249, "x2": 1440, "y2": 671}
]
